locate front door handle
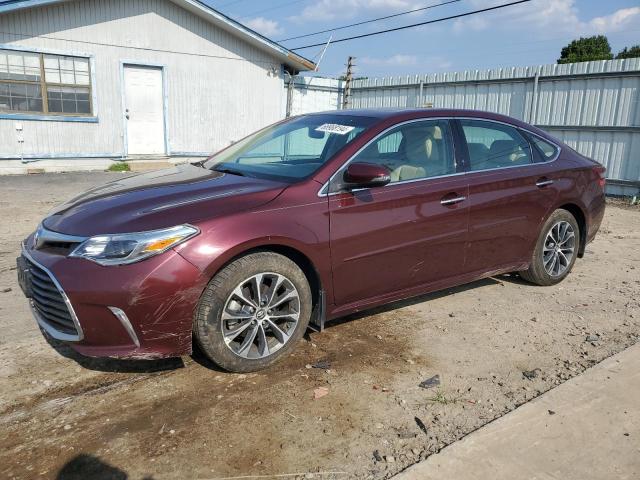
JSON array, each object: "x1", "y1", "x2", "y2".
[
  {"x1": 536, "y1": 178, "x2": 554, "y2": 188},
  {"x1": 440, "y1": 194, "x2": 467, "y2": 206}
]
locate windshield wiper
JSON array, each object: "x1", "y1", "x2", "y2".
[{"x1": 212, "y1": 166, "x2": 247, "y2": 177}]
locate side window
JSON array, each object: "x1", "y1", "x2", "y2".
[
  {"x1": 529, "y1": 135, "x2": 559, "y2": 162},
  {"x1": 461, "y1": 120, "x2": 532, "y2": 171},
  {"x1": 351, "y1": 119, "x2": 456, "y2": 183}
]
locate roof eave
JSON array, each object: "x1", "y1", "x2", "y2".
[
  {"x1": 170, "y1": 0, "x2": 316, "y2": 72},
  {"x1": 0, "y1": 0, "x2": 74, "y2": 14},
  {"x1": 0, "y1": 0, "x2": 317, "y2": 72}
]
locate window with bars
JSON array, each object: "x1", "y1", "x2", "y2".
[{"x1": 0, "y1": 49, "x2": 92, "y2": 116}]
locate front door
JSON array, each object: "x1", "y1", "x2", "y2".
[
  {"x1": 328, "y1": 119, "x2": 469, "y2": 306},
  {"x1": 123, "y1": 65, "x2": 165, "y2": 155}
]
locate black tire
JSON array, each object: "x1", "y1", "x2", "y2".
[
  {"x1": 194, "y1": 252, "x2": 312, "y2": 372},
  {"x1": 520, "y1": 209, "x2": 580, "y2": 286}
]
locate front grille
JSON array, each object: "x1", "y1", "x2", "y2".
[
  {"x1": 37, "y1": 241, "x2": 78, "y2": 256},
  {"x1": 24, "y1": 256, "x2": 79, "y2": 337},
  {"x1": 33, "y1": 224, "x2": 85, "y2": 256}
]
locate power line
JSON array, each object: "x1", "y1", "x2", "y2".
[
  {"x1": 278, "y1": 0, "x2": 462, "y2": 42},
  {"x1": 325, "y1": 27, "x2": 640, "y2": 76},
  {"x1": 291, "y1": 0, "x2": 533, "y2": 51},
  {"x1": 239, "y1": 0, "x2": 309, "y2": 18},
  {"x1": 215, "y1": 0, "x2": 248, "y2": 8},
  {"x1": 311, "y1": 27, "x2": 640, "y2": 77},
  {"x1": 203, "y1": 0, "x2": 302, "y2": 21}
]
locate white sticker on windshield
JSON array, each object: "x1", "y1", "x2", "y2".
[{"x1": 315, "y1": 123, "x2": 356, "y2": 135}]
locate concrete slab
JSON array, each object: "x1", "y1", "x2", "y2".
[
  {"x1": 127, "y1": 159, "x2": 172, "y2": 172},
  {"x1": 0, "y1": 156, "x2": 203, "y2": 174},
  {"x1": 394, "y1": 343, "x2": 640, "y2": 480}
]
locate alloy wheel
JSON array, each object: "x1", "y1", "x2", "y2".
[
  {"x1": 221, "y1": 272, "x2": 300, "y2": 359},
  {"x1": 543, "y1": 220, "x2": 576, "y2": 277}
]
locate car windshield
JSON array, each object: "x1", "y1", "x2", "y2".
[{"x1": 204, "y1": 114, "x2": 376, "y2": 182}]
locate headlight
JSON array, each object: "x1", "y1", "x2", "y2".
[{"x1": 69, "y1": 224, "x2": 199, "y2": 266}]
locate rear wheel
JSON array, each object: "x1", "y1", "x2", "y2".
[
  {"x1": 194, "y1": 252, "x2": 312, "y2": 372},
  {"x1": 520, "y1": 209, "x2": 580, "y2": 286}
]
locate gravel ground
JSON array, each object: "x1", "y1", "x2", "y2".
[{"x1": 0, "y1": 172, "x2": 638, "y2": 480}]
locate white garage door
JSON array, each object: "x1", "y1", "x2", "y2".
[{"x1": 124, "y1": 65, "x2": 166, "y2": 155}]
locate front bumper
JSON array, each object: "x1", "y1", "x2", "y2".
[{"x1": 20, "y1": 236, "x2": 207, "y2": 359}]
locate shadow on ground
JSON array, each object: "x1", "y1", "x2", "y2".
[
  {"x1": 43, "y1": 334, "x2": 185, "y2": 373},
  {"x1": 43, "y1": 274, "x2": 523, "y2": 373},
  {"x1": 330, "y1": 275, "x2": 511, "y2": 327},
  {"x1": 56, "y1": 454, "x2": 156, "y2": 480}
]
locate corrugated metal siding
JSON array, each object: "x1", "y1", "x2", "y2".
[
  {"x1": 555, "y1": 129, "x2": 640, "y2": 184},
  {"x1": 345, "y1": 59, "x2": 640, "y2": 191},
  {"x1": 286, "y1": 77, "x2": 342, "y2": 116},
  {"x1": 0, "y1": 0, "x2": 286, "y2": 159}
]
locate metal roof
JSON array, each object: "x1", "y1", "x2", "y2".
[{"x1": 0, "y1": 0, "x2": 317, "y2": 72}]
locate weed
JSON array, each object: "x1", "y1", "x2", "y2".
[
  {"x1": 426, "y1": 390, "x2": 459, "y2": 405},
  {"x1": 108, "y1": 162, "x2": 130, "y2": 172}
]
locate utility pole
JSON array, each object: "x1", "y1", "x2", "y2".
[
  {"x1": 285, "y1": 71, "x2": 294, "y2": 118},
  {"x1": 342, "y1": 56, "x2": 355, "y2": 110}
]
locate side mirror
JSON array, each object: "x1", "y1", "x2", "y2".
[{"x1": 343, "y1": 162, "x2": 391, "y2": 189}]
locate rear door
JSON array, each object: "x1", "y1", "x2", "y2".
[
  {"x1": 328, "y1": 119, "x2": 469, "y2": 306},
  {"x1": 455, "y1": 119, "x2": 559, "y2": 273}
]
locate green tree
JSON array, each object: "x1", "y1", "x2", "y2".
[
  {"x1": 616, "y1": 45, "x2": 640, "y2": 59},
  {"x1": 557, "y1": 35, "x2": 613, "y2": 64}
]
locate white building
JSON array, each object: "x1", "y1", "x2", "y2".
[{"x1": 0, "y1": 0, "x2": 315, "y2": 173}]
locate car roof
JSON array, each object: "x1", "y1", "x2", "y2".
[
  {"x1": 309, "y1": 108, "x2": 518, "y2": 121},
  {"x1": 306, "y1": 108, "x2": 550, "y2": 137}
]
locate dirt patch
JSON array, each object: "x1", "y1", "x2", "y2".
[
  {"x1": 0, "y1": 173, "x2": 638, "y2": 479},
  {"x1": 3, "y1": 310, "x2": 416, "y2": 479},
  {"x1": 606, "y1": 197, "x2": 640, "y2": 211}
]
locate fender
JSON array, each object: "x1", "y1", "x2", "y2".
[
  {"x1": 530, "y1": 168, "x2": 592, "y2": 259},
  {"x1": 174, "y1": 181, "x2": 334, "y2": 305}
]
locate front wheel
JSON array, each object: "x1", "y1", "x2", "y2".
[
  {"x1": 194, "y1": 252, "x2": 312, "y2": 372},
  {"x1": 520, "y1": 209, "x2": 580, "y2": 286}
]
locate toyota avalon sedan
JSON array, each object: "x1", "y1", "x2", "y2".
[{"x1": 17, "y1": 109, "x2": 606, "y2": 372}]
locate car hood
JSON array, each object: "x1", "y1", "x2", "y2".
[{"x1": 43, "y1": 164, "x2": 287, "y2": 236}]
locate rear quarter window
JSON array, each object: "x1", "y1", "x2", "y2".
[{"x1": 529, "y1": 135, "x2": 560, "y2": 162}]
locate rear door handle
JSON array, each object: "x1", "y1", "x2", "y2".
[
  {"x1": 536, "y1": 178, "x2": 554, "y2": 187},
  {"x1": 440, "y1": 195, "x2": 467, "y2": 206}
]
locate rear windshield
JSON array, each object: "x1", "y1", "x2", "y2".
[{"x1": 204, "y1": 114, "x2": 376, "y2": 182}]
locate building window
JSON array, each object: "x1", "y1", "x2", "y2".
[{"x1": 0, "y1": 49, "x2": 92, "y2": 116}]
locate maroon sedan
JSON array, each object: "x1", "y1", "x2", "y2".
[{"x1": 17, "y1": 109, "x2": 606, "y2": 372}]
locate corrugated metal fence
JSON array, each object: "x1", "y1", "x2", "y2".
[
  {"x1": 289, "y1": 58, "x2": 640, "y2": 196},
  {"x1": 286, "y1": 76, "x2": 343, "y2": 117}
]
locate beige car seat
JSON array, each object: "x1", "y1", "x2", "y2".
[
  {"x1": 424, "y1": 127, "x2": 451, "y2": 176},
  {"x1": 391, "y1": 125, "x2": 450, "y2": 182},
  {"x1": 390, "y1": 127, "x2": 427, "y2": 182},
  {"x1": 357, "y1": 125, "x2": 451, "y2": 183}
]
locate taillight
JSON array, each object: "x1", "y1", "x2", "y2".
[{"x1": 594, "y1": 165, "x2": 606, "y2": 188}]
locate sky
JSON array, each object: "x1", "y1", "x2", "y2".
[{"x1": 203, "y1": 0, "x2": 640, "y2": 78}]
